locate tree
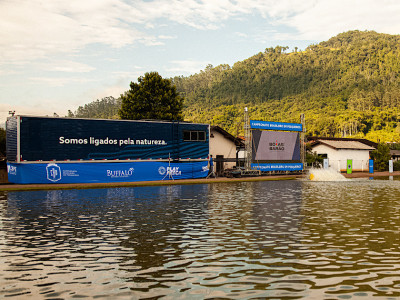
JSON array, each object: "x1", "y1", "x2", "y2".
[
  {"x1": 306, "y1": 144, "x2": 323, "y2": 168},
  {"x1": 69, "y1": 96, "x2": 121, "y2": 119},
  {"x1": 0, "y1": 128, "x2": 6, "y2": 157},
  {"x1": 370, "y1": 143, "x2": 391, "y2": 171},
  {"x1": 119, "y1": 72, "x2": 184, "y2": 121}
]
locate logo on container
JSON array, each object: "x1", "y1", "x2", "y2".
[
  {"x1": 46, "y1": 164, "x2": 62, "y2": 182},
  {"x1": 158, "y1": 166, "x2": 166, "y2": 175},
  {"x1": 158, "y1": 166, "x2": 181, "y2": 176},
  {"x1": 107, "y1": 167, "x2": 134, "y2": 178},
  {"x1": 7, "y1": 165, "x2": 17, "y2": 176}
]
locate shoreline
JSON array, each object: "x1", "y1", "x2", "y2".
[
  {"x1": 0, "y1": 175, "x2": 300, "y2": 192},
  {"x1": 343, "y1": 171, "x2": 400, "y2": 178},
  {"x1": 0, "y1": 171, "x2": 399, "y2": 192}
]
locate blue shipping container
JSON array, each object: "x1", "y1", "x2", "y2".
[{"x1": 6, "y1": 116, "x2": 210, "y2": 184}]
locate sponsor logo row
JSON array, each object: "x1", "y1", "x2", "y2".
[
  {"x1": 8, "y1": 163, "x2": 208, "y2": 182},
  {"x1": 46, "y1": 164, "x2": 139, "y2": 182},
  {"x1": 9, "y1": 164, "x2": 198, "y2": 182}
]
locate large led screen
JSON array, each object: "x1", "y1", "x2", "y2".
[{"x1": 252, "y1": 130, "x2": 300, "y2": 161}]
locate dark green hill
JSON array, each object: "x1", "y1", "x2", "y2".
[
  {"x1": 173, "y1": 30, "x2": 400, "y2": 142},
  {"x1": 70, "y1": 31, "x2": 400, "y2": 142}
]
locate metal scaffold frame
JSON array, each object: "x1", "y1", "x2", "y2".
[
  {"x1": 241, "y1": 109, "x2": 304, "y2": 177},
  {"x1": 242, "y1": 107, "x2": 261, "y2": 177},
  {"x1": 300, "y1": 113, "x2": 306, "y2": 170},
  {"x1": 244, "y1": 107, "x2": 252, "y2": 171}
]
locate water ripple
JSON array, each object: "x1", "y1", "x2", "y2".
[{"x1": 1, "y1": 180, "x2": 400, "y2": 298}]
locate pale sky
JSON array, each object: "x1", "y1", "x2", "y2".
[{"x1": 2, "y1": 0, "x2": 400, "y2": 124}]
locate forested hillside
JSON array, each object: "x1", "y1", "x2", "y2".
[
  {"x1": 170, "y1": 30, "x2": 400, "y2": 142},
  {"x1": 68, "y1": 96, "x2": 121, "y2": 119},
  {"x1": 71, "y1": 30, "x2": 400, "y2": 142}
]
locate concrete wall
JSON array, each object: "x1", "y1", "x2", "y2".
[{"x1": 312, "y1": 144, "x2": 371, "y2": 172}]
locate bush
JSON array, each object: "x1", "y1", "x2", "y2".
[
  {"x1": 370, "y1": 143, "x2": 391, "y2": 171},
  {"x1": 0, "y1": 128, "x2": 5, "y2": 157}
]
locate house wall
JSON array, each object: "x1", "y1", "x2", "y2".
[
  {"x1": 209, "y1": 130, "x2": 238, "y2": 170},
  {"x1": 312, "y1": 144, "x2": 371, "y2": 172}
]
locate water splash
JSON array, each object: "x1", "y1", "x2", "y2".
[{"x1": 308, "y1": 168, "x2": 348, "y2": 181}]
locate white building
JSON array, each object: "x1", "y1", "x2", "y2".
[
  {"x1": 209, "y1": 126, "x2": 244, "y2": 175},
  {"x1": 309, "y1": 138, "x2": 376, "y2": 172}
]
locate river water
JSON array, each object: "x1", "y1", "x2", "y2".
[{"x1": 1, "y1": 178, "x2": 400, "y2": 299}]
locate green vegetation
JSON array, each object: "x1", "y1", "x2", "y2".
[
  {"x1": 68, "y1": 96, "x2": 121, "y2": 119},
  {"x1": 174, "y1": 30, "x2": 400, "y2": 142},
  {"x1": 370, "y1": 143, "x2": 391, "y2": 171},
  {"x1": 305, "y1": 144, "x2": 323, "y2": 168},
  {"x1": 69, "y1": 31, "x2": 400, "y2": 143},
  {"x1": 119, "y1": 72, "x2": 184, "y2": 121},
  {"x1": 0, "y1": 128, "x2": 6, "y2": 156}
]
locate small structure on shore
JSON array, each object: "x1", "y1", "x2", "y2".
[
  {"x1": 308, "y1": 137, "x2": 377, "y2": 172},
  {"x1": 390, "y1": 149, "x2": 400, "y2": 162},
  {"x1": 209, "y1": 126, "x2": 244, "y2": 176}
]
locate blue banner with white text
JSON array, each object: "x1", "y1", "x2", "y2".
[
  {"x1": 7, "y1": 161, "x2": 209, "y2": 184},
  {"x1": 250, "y1": 120, "x2": 303, "y2": 132},
  {"x1": 251, "y1": 163, "x2": 303, "y2": 171}
]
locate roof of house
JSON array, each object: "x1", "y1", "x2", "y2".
[
  {"x1": 311, "y1": 139, "x2": 376, "y2": 150},
  {"x1": 307, "y1": 136, "x2": 378, "y2": 148},
  {"x1": 390, "y1": 150, "x2": 400, "y2": 156},
  {"x1": 210, "y1": 126, "x2": 244, "y2": 146}
]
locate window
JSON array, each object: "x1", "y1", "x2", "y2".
[
  {"x1": 183, "y1": 131, "x2": 191, "y2": 141},
  {"x1": 183, "y1": 130, "x2": 206, "y2": 141},
  {"x1": 198, "y1": 131, "x2": 205, "y2": 141}
]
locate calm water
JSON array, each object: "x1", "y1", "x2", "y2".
[{"x1": 1, "y1": 178, "x2": 400, "y2": 299}]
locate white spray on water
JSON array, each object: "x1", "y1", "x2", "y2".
[{"x1": 308, "y1": 168, "x2": 348, "y2": 181}]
